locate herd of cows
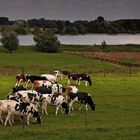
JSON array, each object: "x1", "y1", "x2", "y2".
[{"x1": 0, "y1": 70, "x2": 96, "y2": 126}]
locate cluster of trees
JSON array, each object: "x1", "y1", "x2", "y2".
[
  {"x1": 0, "y1": 17, "x2": 140, "y2": 35},
  {"x1": 0, "y1": 30, "x2": 60, "y2": 53}
]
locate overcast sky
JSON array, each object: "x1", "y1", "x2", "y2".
[{"x1": 0, "y1": 0, "x2": 140, "y2": 21}]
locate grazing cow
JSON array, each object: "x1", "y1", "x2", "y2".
[
  {"x1": 25, "y1": 75, "x2": 48, "y2": 88},
  {"x1": 7, "y1": 94, "x2": 24, "y2": 103},
  {"x1": 65, "y1": 86, "x2": 78, "y2": 102},
  {"x1": 11, "y1": 85, "x2": 27, "y2": 94},
  {"x1": 15, "y1": 74, "x2": 26, "y2": 87},
  {"x1": 33, "y1": 80, "x2": 52, "y2": 90},
  {"x1": 65, "y1": 86, "x2": 78, "y2": 94},
  {"x1": 53, "y1": 70, "x2": 63, "y2": 79},
  {"x1": 68, "y1": 73, "x2": 92, "y2": 86},
  {"x1": 14, "y1": 90, "x2": 43, "y2": 106},
  {"x1": 35, "y1": 86, "x2": 52, "y2": 94},
  {"x1": 68, "y1": 92, "x2": 96, "y2": 112},
  {"x1": 0, "y1": 100, "x2": 41, "y2": 126},
  {"x1": 41, "y1": 74, "x2": 57, "y2": 83},
  {"x1": 34, "y1": 82, "x2": 65, "y2": 95},
  {"x1": 59, "y1": 70, "x2": 71, "y2": 79},
  {"x1": 41, "y1": 93, "x2": 69, "y2": 115},
  {"x1": 51, "y1": 83, "x2": 65, "y2": 94},
  {"x1": 61, "y1": 70, "x2": 71, "y2": 76}
]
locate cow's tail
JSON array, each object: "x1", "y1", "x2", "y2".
[{"x1": 86, "y1": 95, "x2": 95, "y2": 111}]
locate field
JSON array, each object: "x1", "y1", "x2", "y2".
[
  {"x1": 68, "y1": 52, "x2": 140, "y2": 67},
  {"x1": 0, "y1": 46, "x2": 140, "y2": 140}
]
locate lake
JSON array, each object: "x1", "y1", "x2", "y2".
[
  {"x1": 57, "y1": 34, "x2": 140, "y2": 45},
  {"x1": 0, "y1": 34, "x2": 140, "y2": 45}
]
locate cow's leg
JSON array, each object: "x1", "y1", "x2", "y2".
[
  {"x1": 55, "y1": 106, "x2": 60, "y2": 115},
  {"x1": 41, "y1": 102, "x2": 45, "y2": 114},
  {"x1": 67, "y1": 79, "x2": 71, "y2": 85},
  {"x1": 11, "y1": 115, "x2": 14, "y2": 124},
  {"x1": 60, "y1": 106, "x2": 64, "y2": 114},
  {"x1": 18, "y1": 79, "x2": 22, "y2": 86},
  {"x1": 0, "y1": 111, "x2": 4, "y2": 124},
  {"x1": 44, "y1": 103, "x2": 48, "y2": 115},
  {"x1": 77, "y1": 80, "x2": 80, "y2": 85},
  {"x1": 79, "y1": 104, "x2": 83, "y2": 110},
  {"x1": 5, "y1": 112, "x2": 12, "y2": 126},
  {"x1": 26, "y1": 114, "x2": 31, "y2": 125},
  {"x1": 25, "y1": 79, "x2": 30, "y2": 88},
  {"x1": 85, "y1": 81, "x2": 88, "y2": 86},
  {"x1": 85, "y1": 104, "x2": 88, "y2": 111},
  {"x1": 42, "y1": 102, "x2": 48, "y2": 115},
  {"x1": 15, "y1": 81, "x2": 19, "y2": 87},
  {"x1": 69, "y1": 100, "x2": 75, "y2": 112}
]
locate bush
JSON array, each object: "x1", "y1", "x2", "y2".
[
  {"x1": 1, "y1": 31, "x2": 19, "y2": 53},
  {"x1": 33, "y1": 30, "x2": 60, "y2": 53}
]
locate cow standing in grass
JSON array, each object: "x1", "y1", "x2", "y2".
[
  {"x1": 0, "y1": 100, "x2": 41, "y2": 126},
  {"x1": 41, "y1": 93, "x2": 69, "y2": 115},
  {"x1": 67, "y1": 73, "x2": 92, "y2": 86},
  {"x1": 68, "y1": 92, "x2": 96, "y2": 112}
]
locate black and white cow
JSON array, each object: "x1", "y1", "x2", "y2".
[
  {"x1": 35, "y1": 86, "x2": 52, "y2": 94},
  {"x1": 51, "y1": 83, "x2": 66, "y2": 94},
  {"x1": 68, "y1": 73, "x2": 92, "y2": 86},
  {"x1": 41, "y1": 93, "x2": 69, "y2": 115},
  {"x1": 0, "y1": 100, "x2": 41, "y2": 126},
  {"x1": 34, "y1": 82, "x2": 65, "y2": 95},
  {"x1": 14, "y1": 90, "x2": 43, "y2": 106},
  {"x1": 68, "y1": 92, "x2": 96, "y2": 112},
  {"x1": 11, "y1": 85, "x2": 27, "y2": 94}
]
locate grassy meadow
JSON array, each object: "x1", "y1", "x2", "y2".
[{"x1": 0, "y1": 46, "x2": 140, "y2": 140}]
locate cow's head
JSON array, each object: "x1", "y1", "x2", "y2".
[
  {"x1": 61, "y1": 102, "x2": 69, "y2": 114},
  {"x1": 87, "y1": 75, "x2": 92, "y2": 86},
  {"x1": 33, "y1": 111, "x2": 41, "y2": 124}
]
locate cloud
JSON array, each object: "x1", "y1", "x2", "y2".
[{"x1": 0, "y1": 0, "x2": 140, "y2": 20}]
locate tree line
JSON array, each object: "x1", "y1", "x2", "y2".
[{"x1": 0, "y1": 16, "x2": 140, "y2": 35}]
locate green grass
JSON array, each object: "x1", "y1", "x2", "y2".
[
  {"x1": 0, "y1": 76, "x2": 140, "y2": 140},
  {"x1": 0, "y1": 46, "x2": 140, "y2": 139},
  {"x1": 0, "y1": 46, "x2": 131, "y2": 75}
]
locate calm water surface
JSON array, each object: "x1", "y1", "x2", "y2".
[
  {"x1": 57, "y1": 34, "x2": 140, "y2": 45},
  {"x1": 0, "y1": 34, "x2": 140, "y2": 45}
]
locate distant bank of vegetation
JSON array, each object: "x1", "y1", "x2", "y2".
[{"x1": 0, "y1": 16, "x2": 140, "y2": 35}]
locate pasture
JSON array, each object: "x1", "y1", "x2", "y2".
[
  {"x1": 0, "y1": 76, "x2": 140, "y2": 140},
  {"x1": 0, "y1": 48, "x2": 140, "y2": 140}
]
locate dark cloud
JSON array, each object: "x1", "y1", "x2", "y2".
[{"x1": 0, "y1": 0, "x2": 139, "y2": 21}]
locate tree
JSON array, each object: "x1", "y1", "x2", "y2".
[
  {"x1": 1, "y1": 31, "x2": 19, "y2": 53},
  {"x1": 33, "y1": 30, "x2": 60, "y2": 53}
]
